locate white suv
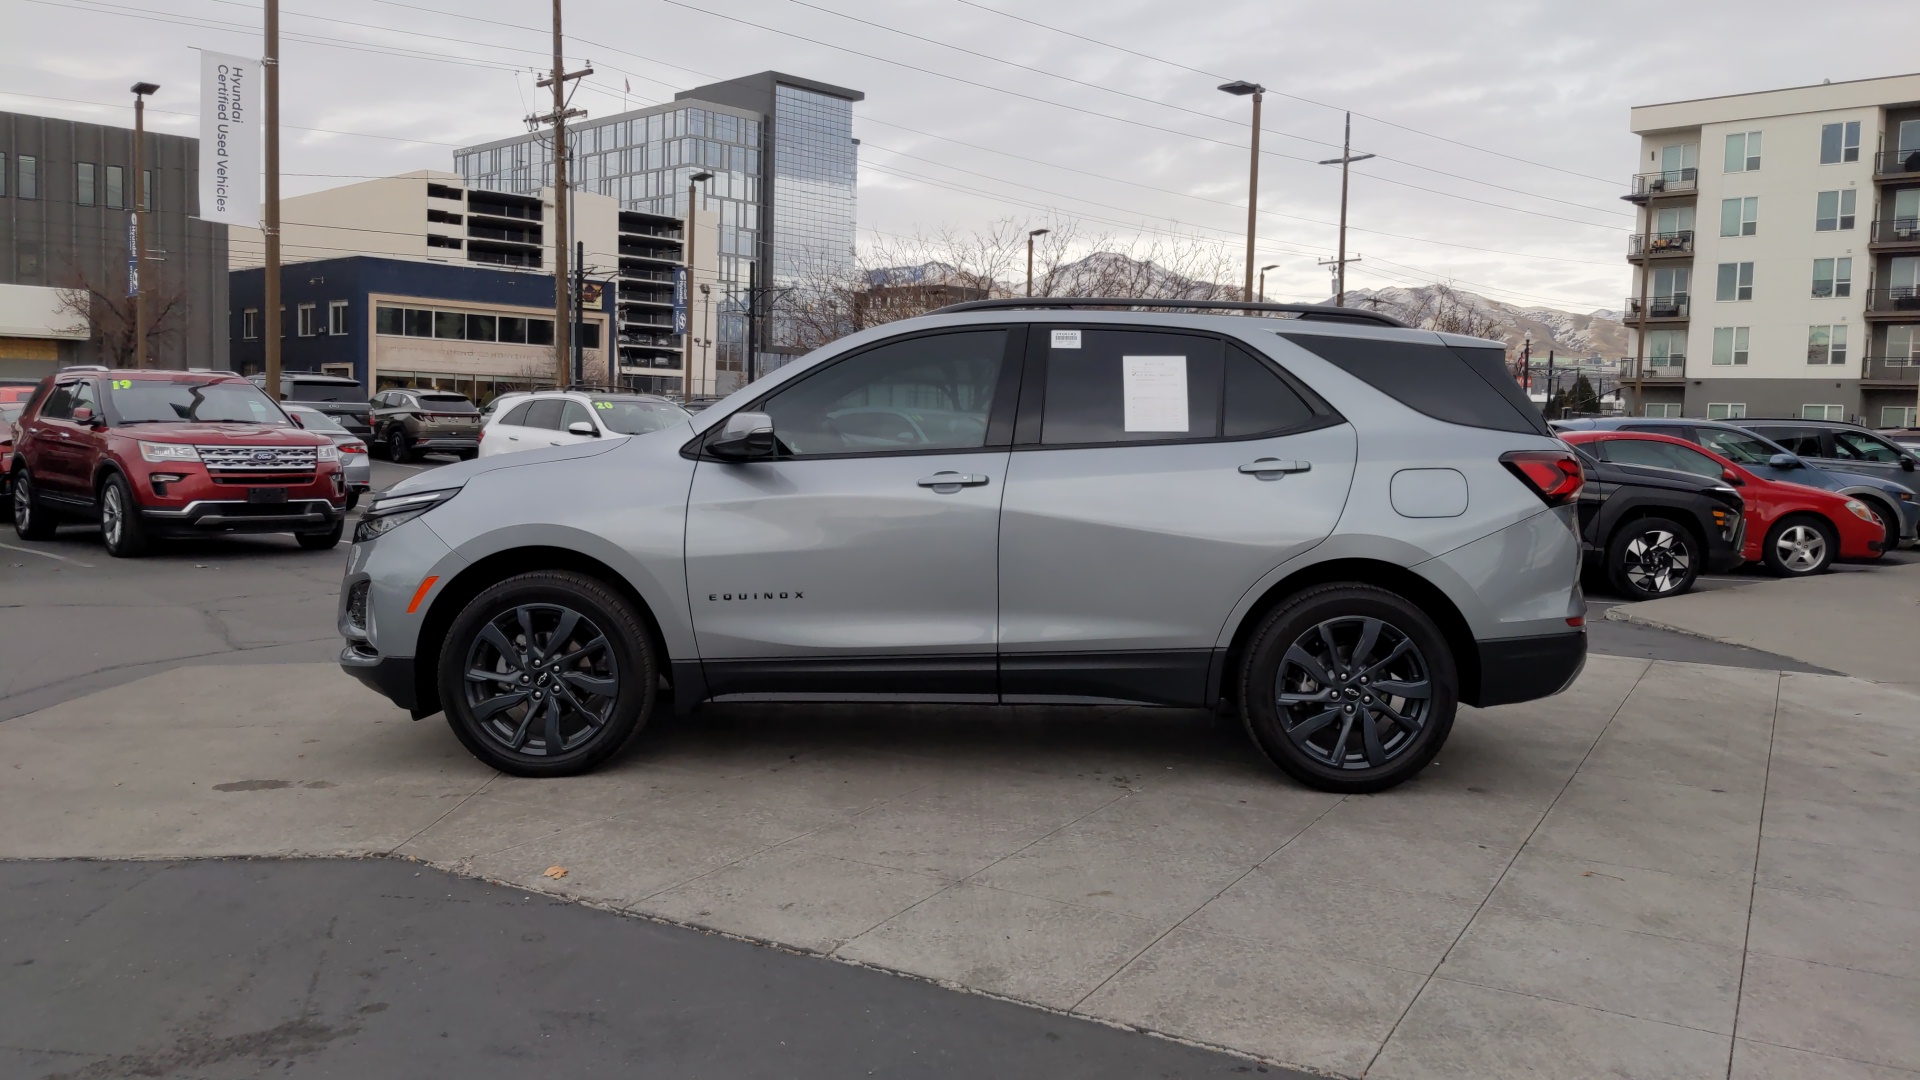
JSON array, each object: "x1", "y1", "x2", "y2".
[{"x1": 478, "y1": 390, "x2": 690, "y2": 458}]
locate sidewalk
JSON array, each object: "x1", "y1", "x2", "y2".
[
  {"x1": 3, "y1": 657, "x2": 1916, "y2": 1077},
  {"x1": 1607, "y1": 558, "x2": 1920, "y2": 693}
]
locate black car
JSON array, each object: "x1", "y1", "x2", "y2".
[
  {"x1": 1569, "y1": 443, "x2": 1747, "y2": 600},
  {"x1": 250, "y1": 372, "x2": 373, "y2": 437}
]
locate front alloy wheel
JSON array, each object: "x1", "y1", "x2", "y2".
[
  {"x1": 439, "y1": 571, "x2": 656, "y2": 776},
  {"x1": 1240, "y1": 583, "x2": 1458, "y2": 793},
  {"x1": 1763, "y1": 517, "x2": 1834, "y2": 576}
]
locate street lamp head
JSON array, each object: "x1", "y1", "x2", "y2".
[
  {"x1": 1217, "y1": 80, "x2": 1263, "y2": 96},
  {"x1": 1260, "y1": 263, "x2": 1279, "y2": 272},
  {"x1": 689, "y1": 170, "x2": 714, "y2": 183},
  {"x1": 130, "y1": 82, "x2": 160, "y2": 97},
  {"x1": 1028, "y1": 228, "x2": 1050, "y2": 238}
]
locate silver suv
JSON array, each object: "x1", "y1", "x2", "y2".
[{"x1": 340, "y1": 300, "x2": 1587, "y2": 793}]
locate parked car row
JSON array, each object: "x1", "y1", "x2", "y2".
[{"x1": 1551, "y1": 416, "x2": 1919, "y2": 598}]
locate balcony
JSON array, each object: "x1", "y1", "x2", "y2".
[
  {"x1": 1865, "y1": 288, "x2": 1920, "y2": 320},
  {"x1": 1622, "y1": 356, "x2": 1686, "y2": 380},
  {"x1": 1625, "y1": 169, "x2": 1698, "y2": 202},
  {"x1": 1870, "y1": 217, "x2": 1920, "y2": 250},
  {"x1": 1862, "y1": 356, "x2": 1920, "y2": 385},
  {"x1": 1624, "y1": 293, "x2": 1690, "y2": 322},
  {"x1": 1874, "y1": 148, "x2": 1920, "y2": 181},
  {"x1": 1627, "y1": 230, "x2": 1694, "y2": 260}
]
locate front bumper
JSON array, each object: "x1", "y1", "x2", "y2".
[
  {"x1": 340, "y1": 643, "x2": 421, "y2": 713},
  {"x1": 141, "y1": 497, "x2": 344, "y2": 536},
  {"x1": 1468, "y1": 630, "x2": 1587, "y2": 708}
]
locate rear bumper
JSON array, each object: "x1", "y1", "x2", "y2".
[
  {"x1": 340, "y1": 643, "x2": 422, "y2": 713},
  {"x1": 407, "y1": 434, "x2": 479, "y2": 452},
  {"x1": 1467, "y1": 630, "x2": 1587, "y2": 708}
]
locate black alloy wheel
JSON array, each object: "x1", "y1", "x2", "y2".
[
  {"x1": 387, "y1": 427, "x2": 416, "y2": 464},
  {"x1": 439, "y1": 571, "x2": 656, "y2": 776},
  {"x1": 1240, "y1": 583, "x2": 1458, "y2": 793},
  {"x1": 12, "y1": 470, "x2": 58, "y2": 541},
  {"x1": 1606, "y1": 516, "x2": 1698, "y2": 600}
]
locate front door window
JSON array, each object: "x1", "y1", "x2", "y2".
[{"x1": 759, "y1": 331, "x2": 1005, "y2": 456}]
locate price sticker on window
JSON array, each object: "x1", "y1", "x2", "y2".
[
  {"x1": 594, "y1": 401, "x2": 614, "y2": 410},
  {"x1": 112, "y1": 379, "x2": 133, "y2": 390}
]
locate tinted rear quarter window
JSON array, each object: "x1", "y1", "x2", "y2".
[
  {"x1": 1280, "y1": 333, "x2": 1546, "y2": 435},
  {"x1": 1224, "y1": 345, "x2": 1316, "y2": 436},
  {"x1": 500, "y1": 402, "x2": 534, "y2": 426}
]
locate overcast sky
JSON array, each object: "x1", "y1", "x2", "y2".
[{"x1": 6, "y1": 0, "x2": 1916, "y2": 311}]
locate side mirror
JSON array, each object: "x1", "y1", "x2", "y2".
[
  {"x1": 1768, "y1": 453, "x2": 1801, "y2": 469},
  {"x1": 71, "y1": 406, "x2": 97, "y2": 425},
  {"x1": 1722, "y1": 468, "x2": 1745, "y2": 486},
  {"x1": 1902, "y1": 457, "x2": 1915, "y2": 472},
  {"x1": 708, "y1": 411, "x2": 777, "y2": 460},
  {"x1": 287, "y1": 413, "x2": 306, "y2": 428},
  {"x1": 568, "y1": 421, "x2": 599, "y2": 437}
]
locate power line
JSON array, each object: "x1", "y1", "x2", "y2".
[{"x1": 948, "y1": 0, "x2": 1620, "y2": 187}]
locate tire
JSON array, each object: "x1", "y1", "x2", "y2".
[
  {"x1": 12, "y1": 469, "x2": 59, "y2": 541},
  {"x1": 438, "y1": 570, "x2": 657, "y2": 777},
  {"x1": 387, "y1": 427, "x2": 417, "y2": 464},
  {"x1": 1857, "y1": 497, "x2": 1900, "y2": 555},
  {"x1": 1605, "y1": 516, "x2": 1699, "y2": 600},
  {"x1": 458, "y1": 449, "x2": 478, "y2": 461},
  {"x1": 1761, "y1": 515, "x2": 1837, "y2": 577},
  {"x1": 345, "y1": 490, "x2": 360, "y2": 512},
  {"x1": 296, "y1": 520, "x2": 344, "y2": 550},
  {"x1": 1239, "y1": 583, "x2": 1459, "y2": 794},
  {"x1": 98, "y1": 474, "x2": 150, "y2": 558}
]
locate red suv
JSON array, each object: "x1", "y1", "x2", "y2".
[{"x1": 8, "y1": 369, "x2": 347, "y2": 557}]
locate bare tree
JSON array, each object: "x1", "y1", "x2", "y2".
[{"x1": 53, "y1": 264, "x2": 190, "y2": 367}]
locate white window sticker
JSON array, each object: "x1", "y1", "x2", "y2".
[
  {"x1": 1122, "y1": 355, "x2": 1189, "y2": 432},
  {"x1": 1051, "y1": 329, "x2": 1082, "y2": 349}
]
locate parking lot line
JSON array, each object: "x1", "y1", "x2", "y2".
[{"x1": 0, "y1": 541, "x2": 94, "y2": 568}]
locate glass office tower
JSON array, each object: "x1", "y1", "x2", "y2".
[{"x1": 455, "y1": 72, "x2": 861, "y2": 393}]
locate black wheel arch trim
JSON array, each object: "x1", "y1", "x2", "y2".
[{"x1": 1472, "y1": 631, "x2": 1587, "y2": 708}]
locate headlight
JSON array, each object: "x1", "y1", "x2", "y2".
[
  {"x1": 354, "y1": 487, "x2": 462, "y2": 543},
  {"x1": 316, "y1": 444, "x2": 340, "y2": 462},
  {"x1": 139, "y1": 442, "x2": 201, "y2": 462},
  {"x1": 1845, "y1": 499, "x2": 1877, "y2": 522}
]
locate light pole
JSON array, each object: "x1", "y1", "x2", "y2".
[
  {"x1": 1218, "y1": 80, "x2": 1264, "y2": 303},
  {"x1": 1026, "y1": 228, "x2": 1050, "y2": 297},
  {"x1": 129, "y1": 81, "x2": 158, "y2": 368},
  {"x1": 1316, "y1": 112, "x2": 1375, "y2": 307},
  {"x1": 684, "y1": 170, "x2": 713, "y2": 395},
  {"x1": 1257, "y1": 263, "x2": 1278, "y2": 304}
]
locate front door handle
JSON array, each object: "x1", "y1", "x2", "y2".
[
  {"x1": 917, "y1": 472, "x2": 990, "y2": 492},
  {"x1": 1240, "y1": 458, "x2": 1310, "y2": 480}
]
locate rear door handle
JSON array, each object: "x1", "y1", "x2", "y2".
[
  {"x1": 917, "y1": 472, "x2": 990, "y2": 491},
  {"x1": 1240, "y1": 458, "x2": 1310, "y2": 479}
]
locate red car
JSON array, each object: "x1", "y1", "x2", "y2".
[
  {"x1": 8, "y1": 369, "x2": 347, "y2": 557},
  {"x1": 1562, "y1": 430, "x2": 1883, "y2": 576}
]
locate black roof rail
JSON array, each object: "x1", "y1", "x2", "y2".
[{"x1": 926, "y1": 297, "x2": 1408, "y2": 328}]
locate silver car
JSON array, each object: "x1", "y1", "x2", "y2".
[
  {"x1": 339, "y1": 301, "x2": 1587, "y2": 793},
  {"x1": 284, "y1": 404, "x2": 371, "y2": 509}
]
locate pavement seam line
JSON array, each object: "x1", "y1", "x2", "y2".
[
  {"x1": 1063, "y1": 794, "x2": 1348, "y2": 1014},
  {"x1": 1358, "y1": 656, "x2": 1656, "y2": 1078},
  {"x1": 1732, "y1": 1034, "x2": 1920, "y2": 1075},
  {"x1": 1420, "y1": 974, "x2": 1740, "y2": 1037},
  {"x1": 1726, "y1": 670, "x2": 1785, "y2": 1080},
  {"x1": 386, "y1": 771, "x2": 500, "y2": 856}
]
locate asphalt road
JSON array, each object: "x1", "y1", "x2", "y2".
[{"x1": 0, "y1": 858, "x2": 1276, "y2": 1080}]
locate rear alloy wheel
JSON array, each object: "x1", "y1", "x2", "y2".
[
  {"x1": 98, "y1": 475, "x2": 150, "y2": 558},
  {"x1": 12, "y1": 470, "x2": 58, "y2": 541},
  {"x1": 1240, "y1": 583, "x2": 1458, "y2": 793},
  {"x1": 439, "y1": 570, "x2": 657, "y2": 777},
  {"x1": 387, "y1": 427, "x2": 417, "y2": 464},
  {"x1": 1761, "y1": 516, "x2": 1836, "y2": 577},
  {"x1": 1606, "y1": 516, "x2": 1699, "y2": 600}
]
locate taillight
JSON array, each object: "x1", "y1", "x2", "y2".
[
  {"x1": 1500, "y1": 450, "x2": 1583, "y2": 506},
  {"x1": 342, "y1": 441, "x2": 367, "y2": 454}
]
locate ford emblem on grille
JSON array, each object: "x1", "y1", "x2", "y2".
[{"x1": 252, "y1": 450, "x2": 276, "y2": 463}]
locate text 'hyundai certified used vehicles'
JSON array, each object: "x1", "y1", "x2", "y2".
[
  {"x1": 340, "y1": 299, "x2": 1588, "y2": 794},
  {"x1": 10, "y1": 369, "x2": 347, "y2": 556}
]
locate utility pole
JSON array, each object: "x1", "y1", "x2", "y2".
[
  {"x1": 1318, "y1": 255, "x2": 1361, "y2": 302},
  {"x1": 130, "y1": 82, "x2": 158, "y2": 368},
  {"x1": 1317, "y1": 113, "x2": 1375, "y2": 307},
  {"x1": 1520, "y1": 333, "x2": 1532, "y2": 392},
  {"x1": 531, "y1": 0, "x2": 590, "y2": 387},
  {"x1": 1546, "y1": 349, "x2": 1557, "y2": 419},
  {"x1": 1217, "y1": 81, "x2": 1264, "y2": 302},
  {"x1": 262, "y1": 0, "x2": 281, "y2": 397}
]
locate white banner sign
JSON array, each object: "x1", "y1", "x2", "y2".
[{"x1": 197, "y1": 50, "x2": 259, "y2": 227}]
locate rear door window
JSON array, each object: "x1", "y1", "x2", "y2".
[
  {"x1": 1280, "y1": 333, "x2": 1546, "y2": 435},
  {"x1": 523, "y1": 400, "x2": 565, "y2": 431},
  {"x1": 39, "y1": 383, "x2": 76, "y2": 421},
  {"x1": 500, "y1": 402, "x2": 535, "y2": 426},
  {"x1": 1599, "y1": 437, "x2": 1723, "y2": 479},
  {"x1": 1039, "y1": 330, "x2": 1224, "y2": 445},
  {"x1": 1753, "y1": 426, "x2": 1825, "y2": 456},
  {"x1": 1831, "y1": 430, "x2": 1907, "y2": 463}
]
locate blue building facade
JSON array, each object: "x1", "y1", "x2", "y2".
[{"x1": 229, "y1": 256, "x2": 613, "y2": 403}]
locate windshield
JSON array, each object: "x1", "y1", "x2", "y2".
[
  {"x1": 290, "y1": 407, "x2": 346, "y2": 432},
  {"x1": 1694, "y1": 426, "x2": 1782, "y2": 466},
  {"x1": 108, "y1": 380, "x2": 291, "y2": 426},
  {"x1": 418, "y1": 394, "x2": 478, "y2": 414},
  {"x1": 591, "y1": 398, "x2": 692, "y2": 435},
  {"x1": 282, "y1": 379, "x2": 362, "y2": 402}
]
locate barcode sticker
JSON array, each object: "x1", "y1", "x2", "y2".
[{"x1": 1051, "y1": 330, "x2": 1082, "y2": 349}]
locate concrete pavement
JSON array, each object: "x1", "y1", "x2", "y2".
[{"x1": 5, "y1": 655, "x2": 1916, "y2": 1077}]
